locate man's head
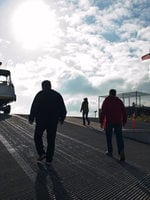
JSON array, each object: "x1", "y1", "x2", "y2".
[
  {"x1": 109, "y1": 89, "x2": 116, "y2": 96},
  {"x1": 42, "y1": 80, "x2": 51, "y2": 90}
]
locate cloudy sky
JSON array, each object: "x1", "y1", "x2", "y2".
[{"x1": 0, "y1": 0, "x2": 149, "y2": 116}]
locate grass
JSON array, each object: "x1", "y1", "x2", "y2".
[{"x1": 130, "y1": 114, "x2": 150, "y2": 123}]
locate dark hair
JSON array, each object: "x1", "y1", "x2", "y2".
[
  {"x1": 42, "y1": 80, "x2": 51, "y2": 90},
  {"x1": 109, "y1": 89, "x2": 116, "y2": 96}
]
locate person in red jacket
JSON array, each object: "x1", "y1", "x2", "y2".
[{"x1": 99, "y1": 89, "x2": 127, "y2": 161}]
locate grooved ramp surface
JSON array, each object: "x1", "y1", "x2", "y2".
[
  {"x1": 0, "y1": 114, "x2": 150, "y2": 200},
  {"x1": 0, "y1": 138, "x2": 35, "y2": 200}
]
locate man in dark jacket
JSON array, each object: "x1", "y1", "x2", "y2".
[
  {"x1": 29, "y1": 80, "x2": 67, "y2": 164},
  {"x1": 80, "y1": 97, "x2": 90, "y2": 125},
  {"x1": 99, "y1": 89, "x2": 127, "y2": 161}
]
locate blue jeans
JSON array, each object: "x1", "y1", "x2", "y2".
[
  {"x1": 82, "y1": 112, "x2": 90, "y2": 125},
  {"x1": 105, "y1": 123, "x2": 124, "y2": 154},
  {"x1": 34, "y1": 121, "x2": 57, "y2": 162}
]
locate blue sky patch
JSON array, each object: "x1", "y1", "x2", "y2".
[
  {"x1": 83, "y1": 15, "x2": 96, "y2": 24},
  {"x1": 102, "y1": 31, "x2": 120, "y2": 42},
  {"x1": 93, "y1": 0, "x2": 114, "y2": 10},
  {"x1": 0, "y1": 0, "x2": 7, "y2": 5}
]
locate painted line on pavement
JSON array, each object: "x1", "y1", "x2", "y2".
[{"x1": 0, "y1": 133, "x2": 36, "y2": 182}]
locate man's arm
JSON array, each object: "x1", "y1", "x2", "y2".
[
  {"x1": 99, "y1": 99, "x2": 106, "y2": 128},
  {"x1": 120, "y1": 101, "x2": 127, "y2": 126},
  {"x1": 80, "y1": 102, "x2": 83, "y2": 112},
  {"x1": 58, "y1": 95, "x2": 67, "y2": 124},
  {"x1": 28, "y1": 93, "x2": 39, "y2": 124}
]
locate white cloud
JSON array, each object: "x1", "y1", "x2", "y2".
[{"x1": 137, "y1": 27, "x2": 150, "y2": 40}]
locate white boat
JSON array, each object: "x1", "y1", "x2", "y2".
[{"x1": 0, "y1": 62, "x2": 16, "y2": 114}]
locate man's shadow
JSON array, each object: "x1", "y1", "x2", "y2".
[
  {"x1": 35, "y1": 163, "x2": 71, "y2": 200},
  {"x1": 119, "y1": 161, "x2": 150, "y2": 195}
]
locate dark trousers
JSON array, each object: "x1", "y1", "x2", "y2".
[
  {"x1": 34, "y1": 121, "x2": 57, "y2": 162},
  {"x1": 82, "y1": 112, "x2": 90, "y2": 125},
  {"x1": 105, "y1": 123, "x2": 124, "y2": 154}
]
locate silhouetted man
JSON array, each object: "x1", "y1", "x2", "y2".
[
  {"x1": 99, "y1": 89, "x2": 127, "y2": 161},
  {"x1": 80, "y1": 97, "x2": 90, "y2": 125},
  {"x1": 29, "y1": 80, "x2": 67, "y2": 165}
]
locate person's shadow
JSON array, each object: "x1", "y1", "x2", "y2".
[
  {"x1": 119, "y1": 161, "x2": 150, "y2": 195},
  {"x1": 35, "y1": 163, "x2": 71, "y2": 200}
]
